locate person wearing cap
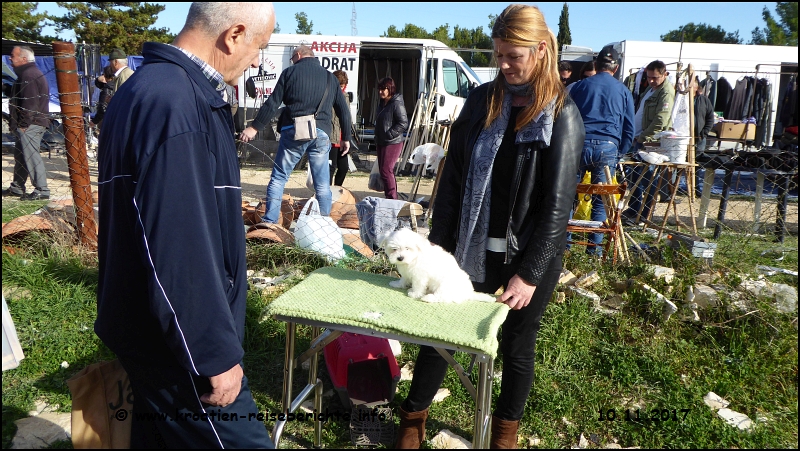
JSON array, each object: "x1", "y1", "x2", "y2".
[
  {"x1": 566, "y1": 44, "x2": 634, "y2": 256},
  {"x1": 108, "y1": 48, "x2": 134, "y2": 91}
]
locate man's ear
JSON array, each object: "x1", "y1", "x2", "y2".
[{"x1": 222, "y1": 23, "x2": 247, "y2": 55}]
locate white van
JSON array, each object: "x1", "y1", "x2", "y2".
[{"x1": 235, "y1": 34, "x2": 482, "y2": 145}]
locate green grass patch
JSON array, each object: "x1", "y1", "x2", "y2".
[{"x1": 2, "y1": 206, "x2": 797, "y2": 448}]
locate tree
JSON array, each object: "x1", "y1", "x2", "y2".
[
  {"x1": 382, "y1": 24, "x2": 430, "y2": 39},
  {"x1": 488, "y1": 14, "x2": 497, "y2": 31},
  {"x1": 557, "y1": 3, "x2": 571, "y2": 47},
  {"x1": 50, "y1": 2, "x2": 173, "y2": 55},
  {"x1": 750, "y1": 2, "x2": 798, "y2": 46},
  {"x1": 274, "y1": 22, "x2": 281, "y2": 34},
  {"x1": 2, "y1": 2, "x2": 54, "y2": 43},
  {"x1": 295, "y1": 12, "x2": 313, "y2": 34},
  {"x1": 382, "y1": 22, "x2": 494, "y2": 67},
  {"x1": 660, "y1": 22, "x2": 742, "y2": 44}
]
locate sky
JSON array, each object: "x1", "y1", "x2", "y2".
[{"x1": 36, "y1": 2, "x2": 780, "y2": 55}]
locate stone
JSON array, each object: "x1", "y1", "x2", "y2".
[
  {"x1": 578, "y1": 433, "x2": 589, "y2": 448},
  {"x1": 575, "y1": 270, "x2": 600, "y2": 288},
  {"x1": 432, "y1": 388, "x2": 450, "y2": 402},
  {"x1": 692, "y1": 284, "x2": 719, "y2": 309},
  {"x1": 716, "y1": 408, "x2": 754, "y2": 431},
  {"x1": 552, "y1": 291, "x2": 566, "y2": 304},
  {"x1": 562, "y1": 417, "x2": 574, "y2": 427},
  {"x1": 430, "y1": 429, "x2": 471, "y2": 449},
  {"x1": 703, "y1": 392, "x2": 730, "y2": 410},
  {"x1": 400, "y1": 362, "x2": 414, "y2": 381},
  {"x1": 299, "y1": 400, "x2": 314, "y2": 414},
  {"x1": 559, "y1": 269, "x2": 578, "y2": 286},
  {"x1": 528, "y1": 436, "x2": 542, "y2": 447},
  {"x1": 647, "y1": 265, "x2": 675, "y2": 283},
  {"x1": 604, "y1": 444, "x2": 622, "y2": 449},
  {"x1": 12, "y1": 411, "x2": 71, "y2": 449},
  {"x1": 772, "y1": 283, "x2": 797, "y2": 313},
  {"x1": 602, "y1": 295, "x2": 626, "y2": 310},
  {"x1": 568, "y1": 286, "x2": 600, "y2": 303},
  {"x1": 695, "y1": 273, "x2": 717, "y2": 284}
]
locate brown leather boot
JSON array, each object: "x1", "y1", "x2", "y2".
[
  {"x1": 490, "y1": 415, "x2": 520, "y2": 449},
  {"x1": 395, "y1": 406, "x2": 428, "y2": 449}
]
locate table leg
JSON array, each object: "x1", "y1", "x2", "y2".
[
  {"x1": 309, "y1": 327, "x2": 322, "y2": 447},
  {"x1": 775, "y1": 174, "x2": 789, "y2": 243},
  {"x1": 713, "y1": 168, "x2": 734, "y2": 240},
  {"x1": 273, "y1": 321, "x2": 297, "y2": 447},
  {"x1": 643, "y1": 166, "x2": 661, "y2": 226},
  {"x1": 656, "y1": 171, "x2": 679, "y2": 241},
  {"x1": 753, "y1": 172, "x2": 765, "y2": 233},
  {"x1": 698, "y1": 169, "x2": 715, "y2": 228},
  {"x1": 685, "y1": 169, "x2": 698, "y2": 235},
  {"x1": 474, "y1": 359, "x2": 493, "y2": 449}
]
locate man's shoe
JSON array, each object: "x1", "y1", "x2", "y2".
[
  {"x1": 20, "y1": 192, "x2": 50, "y2": 201},
  {"x1": 1, "y1": 187, "x2": 24, "y2": 197}
]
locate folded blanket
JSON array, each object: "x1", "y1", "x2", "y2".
[{"x1": 263, "y1": 267, "x2": 510, "y2": 358}]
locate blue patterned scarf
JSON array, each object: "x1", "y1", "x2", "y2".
[{"x1": 454, "y1": 81, "x2": 556, "y2": 283}]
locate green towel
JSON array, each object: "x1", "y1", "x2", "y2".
[{"x1": 264, "y1": 267, "x2": 510, "y2": 358}]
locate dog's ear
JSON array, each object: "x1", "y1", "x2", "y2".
[{"x1": 377, "y1": 229, "x2": 393, "y2": 249}]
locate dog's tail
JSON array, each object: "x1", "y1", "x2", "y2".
[{"x1": 470, "y1": 292, "x2": 497, "y2": 303}]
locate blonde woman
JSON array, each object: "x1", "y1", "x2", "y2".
[{"x1": 396, "y1": 4, "x2": 584, "y2": 449}]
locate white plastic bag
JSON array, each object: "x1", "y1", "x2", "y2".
[
  {"x1": 368, "y1": 159, "x2": 384, "y2": 192},
  {"x1": 306, "y1": 165, "x2": 314, "y2": 191},
  {"x1": 294, "y1": 197, "x2": 345, "y2": 261}
]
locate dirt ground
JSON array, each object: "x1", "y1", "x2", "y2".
[{"x1": 2, "y1": 150, "x2": 797, "y2": 236}]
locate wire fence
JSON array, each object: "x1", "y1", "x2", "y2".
[{"x1": 2, "y1": 46, "x2": 798, "y2": 256}]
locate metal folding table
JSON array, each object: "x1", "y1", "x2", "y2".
[{"x1": 263, "y1": 267, "x2": 510, "y2": 448}]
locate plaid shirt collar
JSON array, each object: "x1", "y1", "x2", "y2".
[{"x1": 169, "y1": 44, "x2": 226, "y2": 96}]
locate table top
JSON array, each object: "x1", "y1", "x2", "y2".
[{"x1": 264, "y1": 267, "x2": 510, "y2": 358}]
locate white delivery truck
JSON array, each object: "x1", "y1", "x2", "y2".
[
  {"x1": 236, "y1": 34, "x2": 483, "y2": 147},
  {"x1": 608, "y1": 41, "x2": 797, "y2": 144}
]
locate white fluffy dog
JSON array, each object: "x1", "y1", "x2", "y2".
[{"x1": 379, "y1": 228, "x2": 496, "y2": 303}]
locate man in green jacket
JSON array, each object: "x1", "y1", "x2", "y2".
[{"x1": 623, "y1": 60, "x2": 675, "y2": 224}]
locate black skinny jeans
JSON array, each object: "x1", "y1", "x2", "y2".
[
  {"x1": 329, "y1": 146, "x2": 349, "y2": 186},
  {"x1": 401, "y1": 249, "x2": 563, "y2": 421}
]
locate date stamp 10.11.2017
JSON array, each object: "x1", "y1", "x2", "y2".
[{"x1": 598, "y1": 408, "x2": 690, "y2": 423}]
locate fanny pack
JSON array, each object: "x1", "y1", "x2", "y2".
[{"x1": 293, "y1": 80, "x2": 330, "y2": 141}]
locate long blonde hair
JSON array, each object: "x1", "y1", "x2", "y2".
[{"x1": 486, "y1": 4, "x2": 566, "y2": 131}]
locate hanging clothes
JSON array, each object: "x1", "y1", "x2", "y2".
[
  {"x1": 725, "y1": 77, "x2": 750, "y2": 121},
  {"x1": 753, "y1": 78, "x2": 772, "y2": 147},
  {"x1": 700, "y1": 76, "x2": 717, "y2": 108},
  {"x1": 715, "y1": 77, "x2": 733, "y2": 114},
  {"x1": 779, "y1": 73, "x2": 797, "y2": 128}
]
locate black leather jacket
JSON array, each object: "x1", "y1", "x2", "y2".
[
  {"x1": 428, "y1": 83, "x2": 584, "y2": 286},
  {"x1": 375, "y1": 93, "x2": 408, "y2": 146}
]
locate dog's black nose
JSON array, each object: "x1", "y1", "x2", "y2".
[{"x1": 397, "y1": 256, "x2": 404, "y2": 261}]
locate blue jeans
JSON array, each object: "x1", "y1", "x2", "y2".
[
  {"x1": 263, "y1": 127, "x2": 331, "y2": 223},
  {"x1": 567, "y1": 140, "x2": 619, "y2": 255}
]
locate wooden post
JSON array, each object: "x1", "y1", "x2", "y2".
[
  {"x1": 687, "y1": 64, "x2": 696, "y2": 201},
  {"x1": 52, "y1": 41, "x2": 97, "y2": 249}
]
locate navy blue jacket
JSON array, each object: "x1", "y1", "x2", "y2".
[
  {"x1": 251, "y1": 56, "x2": 351, "y2": 141},
  {"x1": 95, "y1": 43, "x2": 247, "y2": 377},
  {"x1": 568, "y1": 72, "x2": 635, "y2": 153}
]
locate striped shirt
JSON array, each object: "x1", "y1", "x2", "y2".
[{"x1": 169, "y1": 44, "x2": 226, "y2": 97}]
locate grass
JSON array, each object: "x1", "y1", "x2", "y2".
[{"x1": 1, "y1": 209, "x2": 797, "y2": 448}]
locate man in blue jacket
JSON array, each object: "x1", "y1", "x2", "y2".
[
  {"x1": 567, "y1": 44, "x2": 634, "y2": 255},
  {"x1": 95, "y1": 3, "x2": 276, "y2": 447},
  {"x1": 240, "y1": 45, "x2": 352, "y2": 223}
]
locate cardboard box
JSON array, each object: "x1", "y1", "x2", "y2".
[{"x1": 713, "y1": 122, "x2": 756, "y2": 140}]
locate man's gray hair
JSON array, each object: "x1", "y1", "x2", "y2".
[
  {"x1": 294, "y1": 45, "x2": 314, "y2": 58},
  {"x1": 16, "y1": 46, "x2": 35, "y2": 62},
  {"x1": 113, "y1": 59, "x2": 127, "y2": 66},
  {"x1": 184, "y1": 2, "x2": 274, "y2": 42}
]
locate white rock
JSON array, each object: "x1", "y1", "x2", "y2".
[
  {"x1": 12, "y1": 412, "x2": 71, "y2": 448},
  {"x1": 647, "y1": 265, "x2": 676, "y2": 283},
  {"x1": 301, "y1": 359, "x2": 310, "y2": 371},
  {"x1": 772, "y1": 283, "x2": 798, "y2": 313},
  {"x1": 430, "y1": 429, "x2": 472, "y2": 449},
  {"x1": 578, "y1": 433, "x2": 589, "y2": 448},
  {"x1": 528, "y1": 436, "x2": 541, "y2": 447},
  {"x1": 703, "y1": 392, "x2": 730, "y2": 410},
  {"x1": 388, "y1": 339, "x2": 402, "y2": 357},
  {"x1": 299, "y1": 400, "x2": 314, "y2": 414},
  {"x1": 575, "y1": 271, "x2": 600, "y2": 288},
  {"x1": 400, "y1": 362, "x2": 414, "y2": 381},
  {"x1": 559, "y1": 269, "x2": 578, "y2": 286},
  {"x1": 568, "y1": 286, "x2": 600, "y2": 302},
  {"x1": 684, "y1": 286, "x2": 695, "y2": 305},
  {"x1": 432, "y1": 388, "x2": 450, "y2": 402},
  {"x1": 716, "y1": 408, "x2": 754, "y2": 431},
  {"x1": 692, "y1": 284, "x2": 719, "y2": 309},
  {"x1": 28, "y1": 400, "x2": 50, "y2": 417},
  {"x1": 604, "y1": 444, "x2": 622, "y2": 449},
  {"x1": 60, "y1": 361, "x2": 69, "y2": 369},
  {"x1": 562, "y1": 417, "x2": 574, "y2": 427}
]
